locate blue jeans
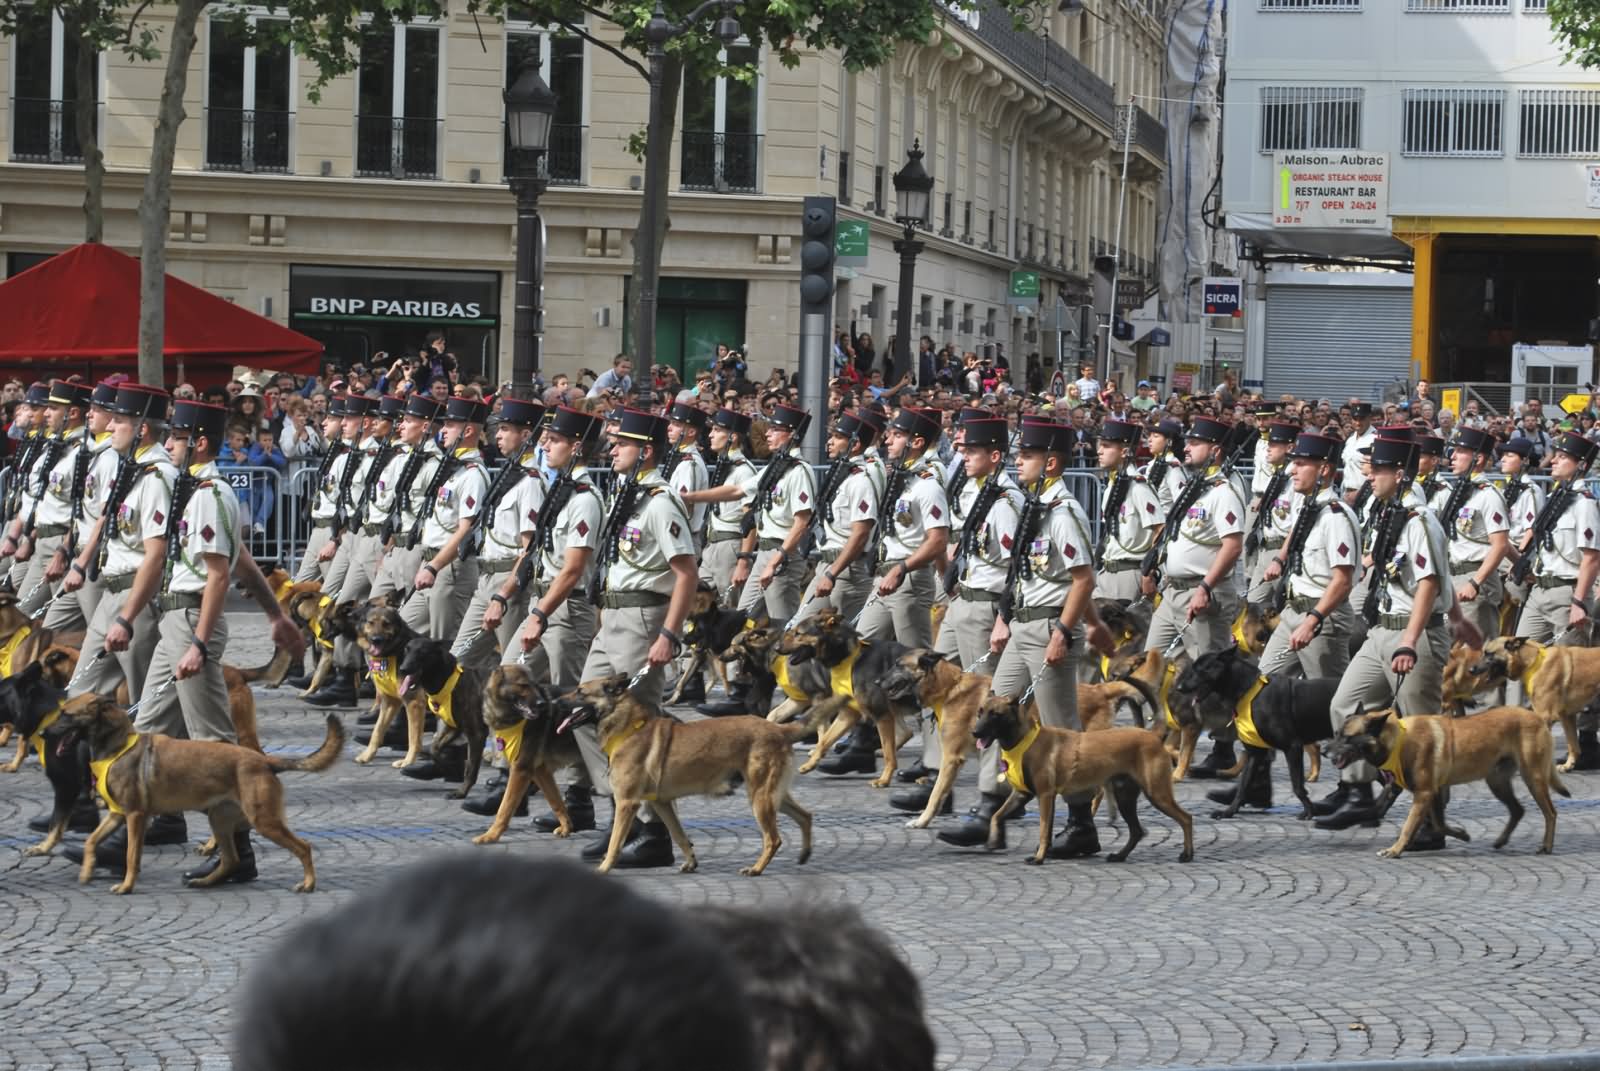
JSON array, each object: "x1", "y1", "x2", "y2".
[{"x1": 233, "y1": 479, "x2": 275, "y2": 528}]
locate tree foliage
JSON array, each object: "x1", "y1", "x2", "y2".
[{"x1": 1549, "y1": 0, "x2": 1600, "y2": 69}]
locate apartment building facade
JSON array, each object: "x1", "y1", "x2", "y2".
[
  {"x1": 1, "y1": 0, "x2": 1166, "y2": 386},
  {"x1": 1222, "y1": 0, "x2": 1600, "y2": 399}
]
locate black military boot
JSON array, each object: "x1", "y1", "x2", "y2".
[
  {"x1": 284, "y1": 654, "x2": 316, "y2": 691},
  {"x1": 1047, "y1": 802, "x2": 1101, "y2": 859},
  {"x1": 697, "y1": 679, "x2": 751, "y2": 717},
  {"x1": 1208, "y1": 756, "x2": 1273, "y2": 810},
  {"x1": 673, "y1": 673, "x2": 708, "y2": 705},
  {"x1": 895, "y1": 761, "x2": 935, "y2": 784},
  {"x1": 1313, "y1": 781, "x2": 1382, "y2": 830},
  {"x1": 816, "y1": 725, "x2": 877, "y2": 775},
  {"x1": 1186, "y1": 739, "x2": 1237, "y2": 780},
  {"x1": 184, "y1": 830, "x2": 258, "y2": 886},
  {"x1": 353, "y1": 718, "x2": 408, "y2": 752},
  {"x1": 28, "y1": 795, "x2": 99, "y2": 834},
  {"x1": 64, "y1": 813, "x2": 188, "y2": 870},
  {"x1": 305, "y1": 667, "x2": 358, "y2": 708},
  {"x1": 1309, "y1": 780, "x2": 1353, "y2": 817},
  {"x1": 889, "y1": 782, "x2": 953, "y2": 815},
  {"x1": 461, "y1": 770, "x2": 527, "y2": 817},
  {"x1": 611, "y1": 819, "x2": 674, "y2": 868},
  {"x1": 400, "y1": 745, "x2": 467, "y2": 783},
  {"x1": 936, "y1": 792, "x2": 1017, "y2": 847},
  {"x1": 533, "y1": 784, "x2": 596, "y2": 833},
  {"x1": 1574, "y1": 730, "x2": 1600, "y2": 772}
]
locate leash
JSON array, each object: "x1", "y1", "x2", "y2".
[
  {"x1": 66, "y1": 649, "x2": 109, "y2": 690},
  {"x1": 125, "y1": 673, "x2": 175, "y2": 717},
  {"x1": 848, "y1": 594, "x2": 881, "y2": 629},
  {"x1": 1161, "y1": 622, "x2": 1192, "y2": 660},
  {"x1": 1017, "y1": 664, "x2": 1049, "y2": 707},
  {"x1": 963, "y1": 651, "x2": 992, "y2": 674}
]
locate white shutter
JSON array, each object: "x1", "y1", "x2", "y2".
[{"x1": 1264, "y1": 285, "x2": 1413, "y2": 402}]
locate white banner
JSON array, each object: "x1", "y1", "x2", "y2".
[{"x1": 1272, "y1": 151, "x2": 1389, "y2": 229}]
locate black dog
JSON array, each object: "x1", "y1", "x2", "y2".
[
  {"x1": 0, "y1": 660, "x2": 89, "y2": 856},
  {"x1": 395, "y1": 637, "x2": 488, "y2": 799},
  {"x1": 1171, "y1": 646, "x2": 1340, "y2": 820},
  {"x1": 666, "y1": 581, "x2": 770, "y2": 708}
]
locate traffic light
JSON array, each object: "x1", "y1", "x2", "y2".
[{"x1": 800, "y1": 196, "x2": 836, "y2": 318}]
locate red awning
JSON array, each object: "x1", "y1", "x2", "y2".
[{"x1": 0, "y1": 242, "x2": 322, "y2": 382}]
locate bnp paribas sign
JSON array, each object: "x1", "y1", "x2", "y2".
[{"x1": 1272, "y1": 151, "x2": 1388, "y2": 229}]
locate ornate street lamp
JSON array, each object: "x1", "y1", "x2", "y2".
[
  {"x1": 504, "y1": 63, "x2": 557, "y2": 387},
  {"x1": 891, "y1": 140, "x2": 934, "y2": 386}
]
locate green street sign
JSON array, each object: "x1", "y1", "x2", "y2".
[
  {"x1": 835, "y1": 220, "x2": 869, "y2": 262},
  {"x1": 1009, "y1": 270, "x2": 1040, "y2": 298}
]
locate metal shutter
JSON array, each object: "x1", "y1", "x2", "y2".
[{"x1": 1264, "y1": 285, "x2": 1413, "y2": 402}]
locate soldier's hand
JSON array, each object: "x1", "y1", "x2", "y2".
[
  {"x1": 1390, "y1": 647, "x2": 1416, "y2": 675},
  {"x1": 43, "y1": 548, "x2": 66, "y2": 582},
  {"x1": 13, "y1": 537, "x2": 31, "y2": 563},
  {"x1": 62, "y1": 566, "x2": 84, "y2": 593},
  {"x1": 520, "y1": 614, "x2": 546, "y2": 650},
  {"x1": 647, "y1": 634, "x2": 674, "y2": 667},
  {"x1": 0, "y1": 535, "x2": 15, "y2": 558},
  {"x1": 1086, "y1": 621, "x2": 1115, "y2": 657},
  {"x1": 1570, "y1": 602, "x2": 1589, "y2": 633},
  {"x1": 1139, "y1": 574, "x2": 1157, "y2": 598},
  {"x1": 482, "y1": 599, "x2": 505, "y2": 630},
  {"x1": 1263, "y1": 558, "x2": 1282, "y2": 583},
  {"x1": 1043, "y1": 629, "x2": 1069, "y2": 667},
  {"x1": 877, "y1": 562, "x2": 905, "y2": 597},
  {"x1": 105, "y1": 619, "x2": 131, "y2": 653},
  {"x1": 732, "y1": 560, "x2": 752, "y2": 587},
  {"x1": 176, "y1": 642, "x2": 205, "y2": 680},
  {"x1": 1186, "y1": 586, "x2": 1212, "y2": 621},
  {"x1": 414, "y1": 565, "x2": 436, "y2": 591},
  {"x1": 814, "y1": 571, "x2": 835, "y2": 598},
  {"x1": 1289, "y1": 616, "x2": 1318, "y2": 651},
  {"x1": 989, "y1": 616, "x2": 1010, "y2": 653},
  {"x1": 318, "y1": 540, "x2": 338, "y2": 563},
  {"x1": 1456, "y1": 581, "x2": 1478, "y2": 603},
  {"x1": 758, "y1": 562, "x2": 778, "y2": 590}
]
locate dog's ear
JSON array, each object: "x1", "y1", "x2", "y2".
[
  {"x1": 603, "y1": 674, "x2": 631, "y2": 697},
  {"x1": 916, "y1": 650, "x2": 942, "y2": 672},
  {"x1": 1504, "y1": 636, "x2": 1526, "y2": 651}
]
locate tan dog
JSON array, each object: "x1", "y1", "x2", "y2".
[
  {"x1": 353, "y1": 606, "x2": 429, "y2": 769},
  {"x1": 880, "y1": 650, "x2": 1160, "y2": 829},
  {"x1": 973, "y1": 695, "x2": 1195, "y2": 865},
  {"x1": 1328, "y1": 706, "x2": 1568, "y2": 858},
  {"x1": 1472, "y1": 636, "x2": 1592, "y2": 772},
  {"x1": 562, "y1": 674, "x2": 828, "y2": 876},
  {"x1": 1441, "y1": 642, "x2": 1497, "y2": 717},
  {"x1": 471, "y1": 664, "x2": 584, "y2": 845},
  {"x1": 59, "y1": 694, "x2": 343, "y2": 894},
  {"x1": 0, "y1": 593, "x2": 85, "y2": 750}
]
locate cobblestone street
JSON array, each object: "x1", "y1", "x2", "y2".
[{"x1": 4, "y1": 608, "x2": 1600, "y2": 1070}]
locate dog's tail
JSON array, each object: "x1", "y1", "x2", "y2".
[
  {"x1": 233, "y1": 646, "x2": 297, "y2": 688},
  {"x1": 1109, "y1": 677, "x2": 1159, "y2": 729},
  {"x1": 266, "y1": 716, "x2": 346, "y2": 774}
]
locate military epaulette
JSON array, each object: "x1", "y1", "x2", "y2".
[
  {"x1": 917, "y1": 468, "x2": 937, "y2": 479},
  {"x1": 574, "y1": 482, "x2": 593, "y2": 493},
  {"x1": 645, "y1": 486, "x2": 666, "y2": 497},
  {"x1": 194, "y1": 479, "x2": 217, "y2": 491}
]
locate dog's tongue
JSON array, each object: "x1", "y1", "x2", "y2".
[
  {"x1": 557, "y1": 713, "x2": 579, "y2": 734},
  {"x1": 400, "y1": 675, "x2": 415, "y2": 696},
  {"x1": 976, "y1": 739, "x2": 989, "y2": 751}
]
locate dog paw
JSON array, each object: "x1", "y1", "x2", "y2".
[
  {"x1": 737, "y1": 865, "x2": 763, "y2": 877},
  {"x1": 110, "y1": 882, "x2": 133, "y2": 895},
  {"x1": 1376, "y1": 847, "x2": 1400, "y2": 859},
  {"x1": 1024, "y1": 855, "x2": 1044, "y2": 866},
  {"x1": 1538, "y1": 846, "x2": 1553, "y2": 855},
  {"x1": 679, "y1": 861, "x2": 699, "y2": 874},
  {"x1": 553, "y1": 826, "x2": 574, "y2": 839},
  {"x1": 904, "y1": 818, "x2": 930, "y2": 830},
  {"x1": 353, "y1": 752, "x2": 374, "y2": 765},
  {"x1": 1179, "y1": 851, "x2": 1194, "y2": 863},
  {"x1": 471, "y1": 832, "x2": 500, "y2": 846},
  {"x1": 293, "y1": 880, "x2": 315, "y2": 893},
  {"x1": 1106, "y1": 853, "x2": 1130, "y2": 863},
  {"x1": 797, "y1": 761, "x2": 819, "y2": 775},
  {"x1": 21, "y1": 845, "x2": 49, "y2": 857},
  {"x1": 868, "y1": 778, "x2": 891, "y2": 790},
  {"x1": 446, "y1": 789, "x2": 468, "y2": 800},
  {"x1": 390, "y1": 758, "x2": 415, "y2": 769}
]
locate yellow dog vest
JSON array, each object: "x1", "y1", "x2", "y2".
[
  {"x1": 272, "y1": 577, "x2": 293, "y2": 602},
  {"x1": 368, "y1": 656, "x2": 403, "y2": 699},
  {"x1": 1233, "y1": 676, "x2": 1270, "y2": 751},
  {"x1": 495, "y1": 721, "x2": 527, "y2": 765},
  {"x1": 427, "y1": 665, "x2": 463, "y2": 730},
  {"x1": 602, "y1": 718, "x2": 648, "y2": 760},
  {"x1": 310, "y1": 595, "x2": 334, "y2": 651},
  {"x1": 1160, "y1": 661, "x2": 1180, "y2": 731},
  {"x1": 772, "y1": 655, "x2": 808, "y2": 702},
  {"x1": 1378, "y1": 718, "x2": 1411, "y2": 791},
  {"x1": 29, "y1": 703, "x2": 61, "y2": 768},
  {"x1": 773, "y1": 646, "x2": 865, "y2": 705},
  {"x1": 0, "y1": 625, "x2": 33, "y2": 678},
  {"x1": 1519, "y1": 646, "x2": 1548, "y2": 695},
  {"x1": 997, "y1": 722, "x2": 1041, "y2": 794},
  {"x1": 1230, "y1": 608, "x2": 1253, "y2": 651},
  {"x1": 90, "y1": 733, "x2": 140, "y2": 815}
]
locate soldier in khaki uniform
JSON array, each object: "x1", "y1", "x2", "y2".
[
  {"x1": 665, "y1": 402, "x2": 710, "y2": 534},
  {"x1": 399, "y1": 396, "x2": 490, "y2": 642},
  {"x1": 1440, "y1": 425, "x2": 1509, "y2": 645},
  {"x1": 1243, "y1": 422, "x2": 1299, "y2": 607},
  {"x1": 793, "y1": 409, "x2": 884, "y2": 624},
  {"x1": 1140, "y1": 417, "x2": 1187, "y2": 513},
  {"x1": 685, "y1": 403, "x2": 815, "y2": 630},
  {"x1": 1497, "y1": 436, "x2": 1544, "y2": 633},
  {"x1": 42, "y1": 380, "x2": 119, "y2": 633},
  {"x1": 1094, "y1": 418, "x2": 1162, "y2": 604},
  {"x1": 890, "y1": 414, "x2": 1020, "y2": 815},
  {"x1": 1514, "y1": 431, "x2": 1600, "y2": 768},
  {"x1": 565, "y1": 409, "x2": 698, "y2": 869},
  {"x1": 0, "y1": 383, "x2": 51, "y2": 591},
  {"x1": 294, "y1": 395, "x2": 350, "y2": 584},
  {"x1": 940, "y1": 419, "x2": 1100, "y2": 853},
  {"x1": 9, "y1": 380, "x2": 92, "y2": 614},
  {"x1": 696, "y1": 408, "x2": 758, "y2": 603},
  {"x1": 1415, "y1": 433, "x2": 1449, "y2": 512},
  {"x1": 1316, "y1": 436, "x2": 1457, "y2": 841},
  {"x1": 369, "y1": 395, "x2": 445, "y2": 607}
]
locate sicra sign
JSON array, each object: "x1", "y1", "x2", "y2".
[{"x1": 1203, "y1": 277, "x2": 1242, "y2": 318}]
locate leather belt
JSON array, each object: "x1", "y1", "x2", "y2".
[
  {"x1": 1013, "y1": 605, "x2": 1065, "y2": 624},
  {"x1": 1100, "y1": 558, "x2": 1141, "y2": 573},
  {"x1": 362, "y1": 523, "x2": 384, "y2": 536},
  {"x1": 1261, "y1": 537, "x2": 1285, "y2": 551},
  {"x1": 757, "y1": 538, "x2": 784, "y2": 551},
  {"x1": 157, "y1": 592, "x2": 204, "y2": 612},
  {"x1": 707, "y1": 529, "x2": 743, "y2": 543},
  {"x1": 311, "y1": 517, "x2": 336, "y2": 529},
  {"x1": 601, "y1": 590, "x2": 669, "y2": 609},
  {"x1": 1448, "y1": 559, "x2": 1485, "y2": 574},
  {"x1": 1377, "y1": 612, "x2": 1444, "y2": 631},
  {"x1": 1288, "y1": 593, "x2": 1321, "y2": 614},
  {"x1": 1537, "y1": 575, "x2": 1576, "y2": 590},
  {"x1": 479, "y1": 558, "x2": 517, "y2": 575},
  {"x1": 876, "y1": 560, "x2": 915, "y2": 577},
  {"x1": 103, "y1": 572, "x2": 135, "y2": 594},
  {"x1": 422, "y1": 547, "x2": 445, "y2": 561},
  {"x1": 818, "y1": 548, "x2": 842, "y2": 564},
  {"x1": 957, "y1": 585, "x2": 1001, "y2": 603},
  {"x1": 34, "y1": 523, "x2": 69, "y2": 539},
  {"x1": 1164, "y1": 575, "x2": 1205, "y2": 591}
]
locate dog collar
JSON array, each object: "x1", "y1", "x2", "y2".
[
  {"x1": 494, "y1": 721, "x2": 527, "y2": 765},
  {"x1": 28, "y1": 702, "x2": 62, "y2": 768},
  {"x1": 272, "y1": 577, "x2": 293, "y2": 602},
  {"x1": 427, "y1": 664, "x2": 464, "y2": 730},
  {"x1": 1378, "y1": 718, "x2": 1411, "y2": 791},
  {"x1": 602, "y1": 718, "x2": 648, "y2": 760},
  {"x1": 89, "y1": 732, "x2": 140, "y2": 815},
  {"x1": 997, "y1": 722, "x2": 1041, "y2": 795},
  {"x1": 772, "y1": 655, "x2": 809, "y2": 702},
  {"x1": 0, "y1": 624, "x2": 32, "y2": 678},
  {"x1": 367, "y1": 656, "x2": 403, "y2": 699},
  {"x1": 1233, "y1": 676, "x2": 1270, "y2": 752},
  {"x1": 1230, "y1": 609, "x2": 1253, "y2": 653},
  {"x1": 309, "y1": 596, "x2": 335, "y2": 651},
  {"x1": 1519, "y1": 646, "x2": 1548, "y2": 694}
]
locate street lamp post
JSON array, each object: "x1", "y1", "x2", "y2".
[
  {"x1": 891, "y1": 140, "x2": 933, "y2": 388},
  {"x1": 636, "y1": 0, "x2": 741, "y2": 373},
  {"x1": 504, "y1": 63, "x2": 558, "y2": 391}
]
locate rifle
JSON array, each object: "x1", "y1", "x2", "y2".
[
  {"x1": 1093, "y1": 466, "x2": 1134, "y2": 570},
  {"x1": 464, "y1": 452, "x2": 533, "y2": 561},
  {"x1": 405, "y1": 454, "x2": 460, "y2": 551},
  {"x1": 1361, "y1": 465, "x2": 1419, "y2": 627},
  {"x1": 998, "y1": 477, "x2": 1048, "y2": 623},
  {"x1": 3, "y1": 433, "x2": 43, "y2": 525},
  {"x1": 869, "y1": 456, "x2": 912, "y2": 566},
  {"x1": 1140, "y1": 425, "x2": 1255, "y2": 587},
  {"x1": 17, "y1": 433, "x2": 66, "y2": 548},
  {"x1": 807, "y1": 427, "x2": 861, "y2": 546},
  {"x1": 379, "y1": 442, "x2": 431, "y2": 545},
  {"x1": 513, "y1": 452, "x2": 582, "y2": 595},
  {"x1": 341, "y1": 430, "x2": 397, "y2": 541},
  {"x1": 946, "y1": 470, "x2": 1007, "y2": 597},
  {"x1": 1509, "y1": 479, "x2": 1573, "y2": 587},
  {"x1": 588, "y1": 453, "x2": 645, "y2": 604},
  {"x1": 62, "y1": 433, "x2": 95, "y2": 561},
  {"x1": 1245, "y1": 463, "x2": 1290, "y2": 559},
  {"x1": 88, "y1": 414, "x2": 151, "y2": 583},
  {"x1": 309, "y1": 438, "x2": 346, "y2": 526},
  {"x1": 1270, "y1": 491, "x2": 1329, "y2": 615},
  {"x1": 158, "y1": 466, "x2": 201, "y2": 594}
]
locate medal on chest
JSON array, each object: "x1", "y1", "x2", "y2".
[
  {"x1": 116, "y1": 502, "x2": 137, "y2": 538},
  {"x1": 894, "y1": 498, "x2": 914, "y2": 528},
  {"x1": 1029, "y1": 537, "x2": 1051, "y2": 573},
  {"x1": 620, "y1": 524, "x2": 643, "y2": 559}
]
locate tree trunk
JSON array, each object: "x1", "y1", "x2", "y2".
[
  {"x1": 137, "y1": 0, "x2": 207, "y2": 387},
  {"x1": 626, "y1": 54, "x2": 681, "y2": 354},
  {"x1": 70, "y1": 23, "x2": 104, "y2": 243}
]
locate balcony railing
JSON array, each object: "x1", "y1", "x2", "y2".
[
  {"x1": 501, "y1": 122, "x2": 585, "y2": 185},
  {"x1": 10, "y1": 97, "x2": 93, "y2": 164},
  {"x1": 355, "y1": 115, "x2": 441, "y2": 179},
  {"x1": 680, "y1": 130, "x2": 760, "y2": 193},
  {"x1": 205, "y1": 107, "x2": 292, "y2": 173}
]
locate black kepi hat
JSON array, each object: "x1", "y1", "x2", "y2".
[
  {"x1": 327, "y1": 395, "x2": 348, "y2": 418},
  {"x1": 497, "y1": 398, "x2": 545, "y2": 427},
  {"x1": 962, "y1": 417, "x2": 1008, "y2": 450},
  {"x1": 767, "y1": 403, "x2": 810, "y2": 437},
  {"x1": 47, "y1": 380, "x2": 93, "y2": 409},
  {"x1": 955, "y1": 406, "x2": 993, "y2": 426},
  {"x1": 1351, "y1": 402, "x2": 1374, "y2": 420},
  {"x1": 1417, "y1": 434, "x2": 1446, "y2": 458},
  {"x1": 1450, "y1": 426, "x2": 1495, "y2": 455},
  {"x1": 1288, "y1": 432, "x2": 1340, "y2": 463},
  {"x1": 667, "y1": 401, "x2": 709, "y2": 432},
  {"x1": 1496, "y1": 437, "x2": 1535, "y2": 459},
  {"x1": 1151, "y1": 418, "x2": 1184, "y2": 442},
  {"x1": 90, "y1": 381, "x2": 118, "y2": 410},
  {"x1": 1186, "y1": 416, "x2": 1231, "y2": 444},
  {"x1": 1099, "y1": 419, "x2": 1141, "y2": 447},
  {"x1": 889, "y1": 407, "x2": 942, "y2": 445},
  {"x1": 1367, "y1": 437, "x2": 1416, "y2": 470},
  {"x1": 711, "y1": 408, "x2": 751, "y2": 437},
  {"x1": 1017, "y1": 419, "x2": 1071, "y2": 454},
  {"x1": 444, "y1": 397, "x2": 491, "y2": 424},
  {"x1": 1265, "y1": 421, "x2": 1300, "y2": 445},
  {"x1": 108, "y1": 383, "x2": 170, "y2": 420},
  {"x1": 376, "y1": 395, "x2": 407, "y2": 419},
  {"x1": 547, "y1": 405, "x2": 600, "y2": 444},
  {"x1": 831, "y1": 410, "x2": 879, "y2": 445},
  {"x1": 23, "y1": 383, "x2": 50, "y2": 406},
  {"x1": 615, "y1": 408, "x2": 670, "y2": 449},
  {"x1": 1552, "y1": 430, "x2": 1599, "y2": 466},
  {"x1": 170, "y1": 400, "x2": 228, "y2": 445}
]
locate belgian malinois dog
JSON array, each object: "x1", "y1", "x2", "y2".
[
  {"x1": 471, "y1": 664, "x2": 584, "y2": 845},
  {"x1": 292, "y1": 595, "x2": 367, "y2": 699},
  {"x1": 59, "y1": 695, "x2": 343, "y2": 894},
  {"x1": 1442, "y1": 642, "x2": 1498, "y2": 717},
  {"x1": 560, "y1": 674, "x2": 832, "y2": 876},
  {"x1": 1472, "y1": 636, "x2": 1595, "y2": 772},
  {"x1": 353, "y1": 606, "x2": 429, "y2": 769},
  {"x1": 973, "y1": 695, "x2": 1195, "y2": 866},
  {"x1": 1329, "y1": 706, "x2": 1569, "y2": 858}
]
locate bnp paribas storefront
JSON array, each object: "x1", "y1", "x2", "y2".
[{"x1": 289, "y1": 264, "x2": 502, "y2": 381}]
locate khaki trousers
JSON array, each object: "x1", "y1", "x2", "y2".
[
  {"x1": 295, "y1": 524, "x2": 333, "y2": 583},
  {"x1": 792, "y1": 558, "x2": 874, "y2": 624},
  {"x1": 15, "y1": 533, "x2": 64, "y2": 615},
  {"x1": 857, "y1": 565, "x2": 936, "y2": 648},
  {"x1": 1450, "y1": 566, "x2": 1503, "y2": 646},
  {"x1": 1145, "y1": 579, "x2": 1240, "y2": 660},
  {"x1": 924, "y1": 593, "x2": 999, "y2": 767},
  {"x1": 72, "y1": 581, "x2": 160, "y2": 699},
  {"x1": 400, "y1": 556, "x2": 478, "y2": 641},
  {"x1": 1259, "y1": 602, "x2": 1355, "y2": 678},
  {"x1": 989, "y1": 615, "x2": 1085, "y2": 802},
  {"x1": 1328, "y1": 622, "x2": 1448, "y2": 783},
  {"x1": 1095, "y1": 564, "x2": 1141, "y2": 604},
  {"x1": 736, "y1": 549, "x2": 807, "y2": 630}
]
